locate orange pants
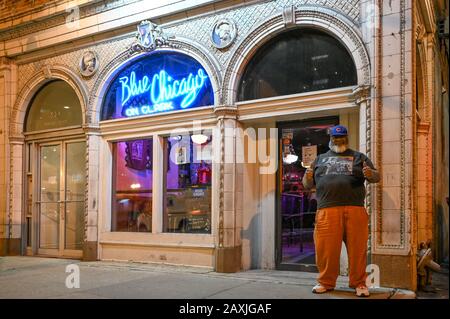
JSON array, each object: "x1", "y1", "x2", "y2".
[{"x1": 314, "y1": 206, "x2": 369, "y2": 289}]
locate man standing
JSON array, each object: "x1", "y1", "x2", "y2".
[{"x1": 302, "y1": 125, "x2": 380, "y2": 297}]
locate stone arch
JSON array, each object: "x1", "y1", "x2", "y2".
[
  {"x1": 89, "y1": 37, "x2": 222, "y2": 124},
  {"x1": 10, "y1": 64, "x2": 88, "y2": 137},
  {"x1": 222, "y1": 6, "x2": 371, "y2": 105}
]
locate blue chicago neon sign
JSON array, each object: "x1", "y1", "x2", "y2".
[{"x1": 101, "y1": 52, "x2": 214, "y2": 120}]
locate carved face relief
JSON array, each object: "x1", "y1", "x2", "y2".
[
  {"x1": 79, "y1": 51, "x2": 99, "y2": 77},
  {"x1": 211, "y1": 19, "x2": 237, "y2": 49}
]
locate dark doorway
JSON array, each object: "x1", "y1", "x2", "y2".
[{"x1": 276, "y1": 117, "x2": 339, "y2": 272}]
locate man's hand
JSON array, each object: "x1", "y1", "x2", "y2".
[
  {"x1": 362, "y1": 161, "x2": 373, "y2": 179},
  {"x1": 302, "y1": 163, "x2": 315, "y2": 189},
  {"x1": 305, "y1": 166, "x2": 314, "y2": 180}
]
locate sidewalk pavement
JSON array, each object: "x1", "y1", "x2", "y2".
[{"x1": 0, "y1": 256, "x2": 416, "y2": 299}]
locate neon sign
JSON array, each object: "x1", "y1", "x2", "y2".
[
  {"x1": 119, "y1": 69, "x2": 208, "y2": 112},
  {"x1": 101, "y1": 52, "x2": 214, "y2": 120}
]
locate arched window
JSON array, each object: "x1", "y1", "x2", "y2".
[
  {"x1": 100, "y1": 52, "x2": 215, "y2": 121},
  {"x1": 25, "y1": 80, "x2": 82, "y2": 132},
  {"x1": 237, "y1": 28, "x2": 357, "y2": 101}
]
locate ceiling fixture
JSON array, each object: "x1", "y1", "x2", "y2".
[
  {"x1": 191, "y1": 133, "x2": 209, "y2": 145},
  {"x1": 283, "y1": 144, "x2": 298, "y2": 164}
]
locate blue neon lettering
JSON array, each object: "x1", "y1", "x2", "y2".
[
  {"x1": 120, "y1": 72, "x2": 151, "y2": 106},
  {"x1": 125, "y1": 102, "x2": 174, "y2": 117},
  {"x1": 120, "y1": 69, "x2": 208, "y2": 113}
]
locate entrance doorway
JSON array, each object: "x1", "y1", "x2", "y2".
[
  {"x1": 276, "y1": 117, "x2": 338, "y2": 271},
  {"x1": 23, "y1": 80, "x2": 85, "y2": 258},
  {"x1": 35, "y1": 140, "x2": 85, "y2": 257}
]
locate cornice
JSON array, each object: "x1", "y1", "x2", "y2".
[
  {"x1": 98, "y1": 106, "x2": 217, "y2": 137},
  {"x1": 352, "y1": 85, "x2": 371, "y2": 104},
  {"x1": 236, "y1": 86, "x2": 357, "y2": 121},
  {"x1": 0, "y1": 0, "x2": 141, "y2": 41},
  {"x1": 214, "y1": 105, "x2": 238, "y2": 119}
]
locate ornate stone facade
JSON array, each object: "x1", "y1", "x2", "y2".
[{"x1": 0, "y1": 0, "x2": 448, "y2": 291}]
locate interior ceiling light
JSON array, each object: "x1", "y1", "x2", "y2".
[
  {"x1": 283, "y1": 143, "x2": 298, "y2": 164},
  {"x1": 191, "y1": 133, "x2": 209, "y2": 145},
  {"x1": 283, "y1": 154, "x2": 298, "y2": 164}
]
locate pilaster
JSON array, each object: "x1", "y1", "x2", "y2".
[
  {"x1": 83, "y1": 124, "x2": 100, "y2": 261},
  {"x1": 214, "y1": 106, "x2": 242, "y2": 272},
  {"x1": 370, "y1": 0, "x2": 416, "y2": 290}
]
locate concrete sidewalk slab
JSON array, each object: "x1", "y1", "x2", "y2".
[{"x1": 0, "y1": 256, "x2": 416, "y2": 299}]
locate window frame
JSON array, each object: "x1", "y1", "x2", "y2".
[
  {"x1": 161, "y1": 132, "x2": 214, "y2": 234},
  {"x1": 103, "y1": 128, "x2": 216, "y2": 237}
]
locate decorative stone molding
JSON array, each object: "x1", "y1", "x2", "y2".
[
  {"x1": 217, "y1": 116, "x2": 225, "y2": 248},
  {"x1": 10, "y1": 65, "x2": 88, "y2": 136},
  {"x1": 372, "y1": 0, "x2": 410, "y2": 254},
  {"x1": 222, "y1": 6, "x2": 370, "y2": 105},
  {"x1": 213, "y1": 105, "x2": 237, "y2": 249},
  {"x1": 164, "y1": 0, "x2": 361, "y2": 77},
  {"x1": 214, "y1": 105, "x2": 238, "y2": 119},
  {"x1": 1, "y1": 1, "x2": 361, "y2": 44},
  {"x1": 0, "y1": 0, "x2": 142, "y2": 42},
  {"x1": 82, "y1": 123, "x2": 101, "y2": 135},
  {"x1": 128, "y1": 21, "x2": 179, "y2": 54},
  {"x1": 352, "y1": 85, "x2": 371, "y2": 104},
  {"x1": 0, "y1": 56, "x2": 12, "y2": 67},
  {"x1": 282, "y1": 5, "x2": 296, "y2": 27},
  {"x1": 13, "y1": 1, "x2": 364, "y2": 119},
  {"x1": 417, "y1": 121, "x2": 431, "y2": 133},
  {"x1": 210, "y1": 19, "x2": 238, "y2": 50},
  {"x1": 42, "y1": 65, "x2": 52, "y2": 79},
  {"x1": 398, "y1": 0, "x2": 408, "y2": 252}
]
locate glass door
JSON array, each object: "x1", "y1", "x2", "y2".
[
  {"x1": 38, "y1": 143, "x2": 61, "y2": 253},
  {"x1": 276, "y1": 117, "x2": 338, "y2": 271},
  {"x1": 37, "y1": 140, "x2": 85, "y2": 257}
]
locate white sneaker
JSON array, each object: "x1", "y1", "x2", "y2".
[
  {"x1": 355, "y1": 284, "x2": 370, "y2": 297},
  {"x1": 312, "y1": 283, "x2": 333, "y2": 294}
]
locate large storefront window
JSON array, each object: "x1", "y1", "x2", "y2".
[
  {"x1": 112, "y1": 139, "x2": 153, "y2": 232},
  {"x1": 101, "y1": 52, "x2": 214, "y2": 120},
  {"x1": 237, "y1": 28, "x2": 357, "y2": 101},
  {"x1": 102, "y1": 50, "x2": 216, "y2": 235},
  {"x1": 164, "y1": 132, "x2": 212, "y2": 233}
]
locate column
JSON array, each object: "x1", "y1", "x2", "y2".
[
  {"x1": 369, "y1": 0, "x2": 416, "y2": 290},
  {"x1": 214, "y1": 106, "x2": 243, "y2": 272},
  {"x1": 83, "y1": 125, "x2": 100, "y2": 261},
  {"x1": 0, "y1": 58, "x2": 19, "y2": 255}
]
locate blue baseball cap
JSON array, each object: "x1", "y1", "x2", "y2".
[{"x1": 329, "y1": 125, "x2": 348, "y2": 136}]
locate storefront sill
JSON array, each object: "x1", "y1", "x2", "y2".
[
  {"x1": 99, "y1": 240, "x2": 215, "y2": 250},
  {"x1": 236, "y1": 86, "x2": 358, "y2": 121},
  {"x1": 98, "y1": 105, "x2": 216, "y2": 136},
  {"x1": 235, "y1": 86, "x2": 356, "y2": 106}
]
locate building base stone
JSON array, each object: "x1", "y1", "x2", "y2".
[
  {"x1": 83, "y1": 241, "x2": 98, "y2": 261},
  {"x1": 372, "y1": 254, "x2": 417, "y2": 291},
  {"x1": 0, "y1": 238, "x2": 21, "y2": 256},
  {"x1": 215, "y1": 245, "x2": 241, "y2": 273}
]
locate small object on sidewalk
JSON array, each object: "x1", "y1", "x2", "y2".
[{"x1": 417, "y1": 241, "x2": 441, "y2": 292}]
